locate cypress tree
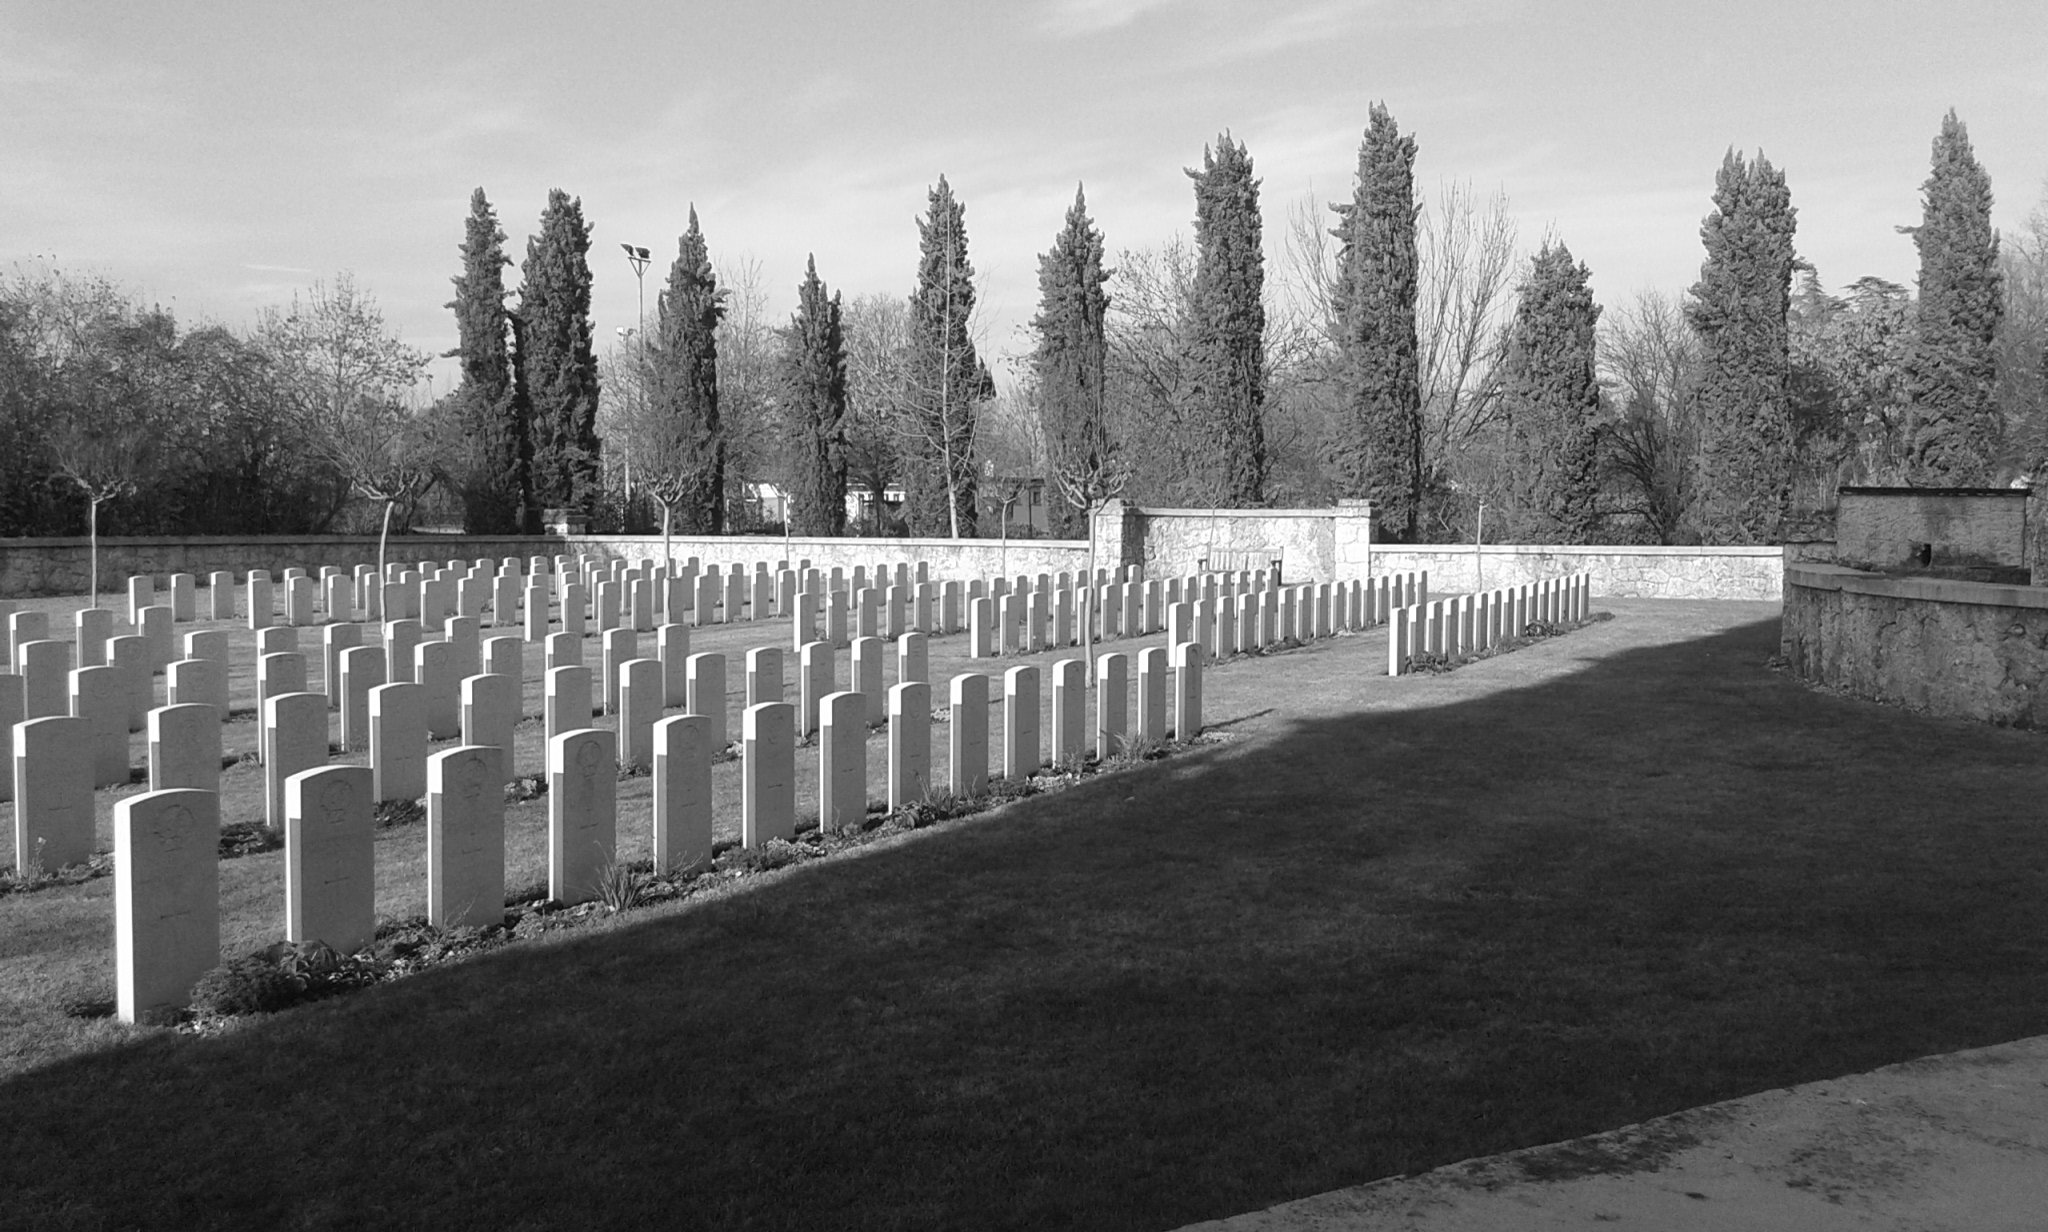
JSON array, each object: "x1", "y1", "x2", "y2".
[
  {"x1": 1030, "y1": 183, "x2": 1114, "y2": 536},
  {"x1": 1686, "y1": 150, "x2": 1797, "y2": 544},
  {"x1": 520, "y1": 189, "x2": 601, "y2": 521},
  {"x1": 644, "y1": 207, "x2": 725, "y2": 535},
  {"x1": 905, "y1": 176, "x2": 987, "y2": 538},
  {"x1": 1184, "y1": 134, "x2": 1267, "y2": 506},
  {"x1": 1329, "y1": 105, "x2": 1422, "y2": 539},
  {"x1": 781, "y1": 254, "x2": 849, "y2": 536},
  {"x1": 1905, "y1": 110, "x2": 2004, "y2": 483},
  {"x1": 1503, "y1": 242, "x2": 1603, "y2": 542},
  {"x1": 445, "y1": 187, "x2": 529, "y2": 533}
]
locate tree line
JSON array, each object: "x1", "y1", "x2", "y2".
[{"x1": 4, "y1": 107, "x2": 2043, "y2": 546}]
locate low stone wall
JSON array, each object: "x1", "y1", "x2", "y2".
[
  {"x1": 1365, "y1": 544, "x2": 1784, "y2": 599},
  {"x1": 1782, "y1": 562, "x2": 2048, "y2": 727},
  {"x1": 0, "y1": 534, "x2": 1091, "y2": 599},
  {"x1": 0, "y1": 529, "x2": 1789, "y2": 601}
]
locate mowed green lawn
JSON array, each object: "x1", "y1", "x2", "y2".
[{"x1": 8, "y1": 598, "x2": 2048, "y2": 1232}]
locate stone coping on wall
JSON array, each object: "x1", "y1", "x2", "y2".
[
  {"x1": 0, "y1": 533, "x2": 1090, "y2": 551},
  {"x1": 1785, "y1": 562, "x2": 2048, "y2": 611},
  {"x1": 1133, "y1": 507, "x2": 1357, "y2": 520},
  {"x1": 1374, "y1": 543, "x2": 1784, "y2": 558}
]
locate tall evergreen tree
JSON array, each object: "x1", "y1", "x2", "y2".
[
  {"x1": 1030, "y1": 183, "x2": 1116, "y2": 536},
  {"x1": 905, "y1": 176, "x2": 989, "y2": 538},
  {"x1": 445, "y1": 187, "x2": 529, "y2": 533},
  {"x1": 1904, "y1": 110, "x2": 2004, "y2": 483},
  {"x1": 1183, "y1": 134, "x2": 1267, "y2": 506},
  {"x1": 1329, "y1": 104, "x2": 1422, "y2": 539},
  {"x1": 781, "y1": 254, "x2": 848, "y2": 536},
  {"x1": 1686, "y1": 149, "x2": 1797, "y2": 544},
  {"x1": 1503, "y1": 241, "x2": 1603, "y2": 542},
  {"x1": 642, "y1": 207, "x2": 725, "y2": 537},
  {"x1": 520, "y1": 189, "x2": 601, "y2": 521}
]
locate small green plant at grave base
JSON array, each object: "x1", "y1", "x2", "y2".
[
  {"x1": 189, "y1": 940, "x2": 385, "y2": 1021},
  {"x1": 1406, "y1": 651, "x2": 1453, "y2": 675},
  {"x1": 504, "y1": 774, "x2": 547, "y2": 802},
  {"x1": 217, "y1": 822, "x2": 283, "y2": 859},
  {"x1": 374, "y1": 799, "x2": 425, "y2": 829},
  {"x1": 593, "y1": 856, "x2": 647, "y2": 914},
  {"x1": 1, "y1": 843, "x2": 115, "y2": 896},
  {"x1": 1112, "y1": 733, "x2": 1170, "y2": 766},
  {"x1": 615, "y1": 761, "x2": 651, "y2": 781}
]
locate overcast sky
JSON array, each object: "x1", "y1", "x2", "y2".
[{"x1": 6, "y1": 0, "x2": 2044, "y2": 393}]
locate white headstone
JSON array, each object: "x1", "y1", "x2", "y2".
[
  {"x1": 285, "y1": 764, "x2": 375, "y2": 953},
  {"x1": 384, "y1": 618, "x2": 421, "y2": 685},
  {"x1": 1136, "y1": 646, "x2": 1168, "y2": 744},
  {"x1": 264, "y1": 691, "x2": 329, "y2": 830},
  {"x1": 741, "y1": 701, "x2": 795, "y2": 848},
  {"x1": 818, "y1": 690, "x2": 867, "y2": 834},
  {"x1": 427, "y1": 744, "x2": 506, "y2": 929},
  {"x1": 20, "y1": 639, "x2": 71, "y2": 720},
  {"x1": 1173, "y1": 641, "x2": 1203, "y2": 739},
  {"x1": 686, "y1": 652, "x2": 727, "y2": 749},
  {"x1": 70, "y1": 664, "x2": 130, "y2": 787},
  {"x1": 338, "y1": 644, "x2": 385, "y2": 752},
  {"x1": 149, "y1": 702, "x2": 221, "y2": 793},
  {"x1": 652, "y1": 714, "x2": 713, "y2": 875},
  {"x1": 13, "y1": 716, "x2": 93, "y2": 870},
  {"x1": 1095, "y1": 652, "x2": 1128, "y2": 759},
  {"x1": 415, "y1": 640, "x2": 460, "y2": 740},
  {"x1": 797, "y1": 640, "x2": 832, "y2": 738},
  {"x1": 75, "y1": 607, "x2": 114, "y2": 668},
  {"x1": 108, "y1": 634, "x2": 151, "y2": 732},
  {"x1": 547, "y1": 727, "x2": 616, "y2": 906},
  {"x1": 617, "y1": 658, "x2": 662, "y2": 771},
  {"x1": 1003, "y1": 664, "x2": 1041, "y2": 780},
  {"x1": 600, "y1": 626, "x2": 637, "y2": 715},
  {"x1": 544, "y1": 665, "x2": 594, "y2": 744},
  {"x1": 370, "y1": 682, "x2": 427, "y2": 802},
  {"x1": 887, "y1": 681, "x2": 931, "y2": 810},
  {"x1": 114, "y1": 787, "x2": 219, "y2": 1023},
  {"x1": 0, "y1": 674, "x2": 20, "y2": 802},
  {"x1": 658, "y1": 622, "x2": 690, "y2": 707},
  {"x1": 851, "y1": 636, "x2": 885, "y2": 725},
  {"x1": 1051, "y1": 657, "x2": 1086, "y2": 767},
  {"x1": 949, "y1": 673, "x2": 989, "y2": 797},
  {"x1": 460, "y1": 673, "x2": 520, "y2": 771},
  {"x1": 745, "y1": 646, "x2": 783, "y2": 709}
]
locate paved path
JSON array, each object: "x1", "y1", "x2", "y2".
[{"x1": 1177, "y1": 1033, "x2": 2048, "y2": 1230}]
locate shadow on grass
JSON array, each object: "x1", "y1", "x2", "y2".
[{"x1": 10, "y1": 609, "x2": 2048, "y2": 1231}]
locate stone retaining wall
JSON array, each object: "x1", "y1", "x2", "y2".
[
  {"x1": 1782, "y1": 562, "x2": 2048, "y2": 727},
  {"x1": 1365, "y1": 544, "x2": 1784, "y2": 600}
]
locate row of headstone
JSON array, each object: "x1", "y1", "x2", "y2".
[
  {"x1": 1386, "y1": 572, "x2": 1592, "y2": 676},
  {"x1": 96, "y1": 634, "x2": 1212, "y2": 1022}
]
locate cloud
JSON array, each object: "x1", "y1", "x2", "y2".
[{"x1": 1039, "y1": 0, "x2": 1191, "y2": 36}]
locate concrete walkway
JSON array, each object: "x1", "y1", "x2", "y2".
[{"x1": 1177, "y1": 1035, "x2": 2048, "y2": 1231}]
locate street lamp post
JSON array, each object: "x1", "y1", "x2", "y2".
[{"x1": 620, "y1": 244, "x2": 651, "y2": 516}]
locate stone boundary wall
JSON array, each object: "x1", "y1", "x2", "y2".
[
  {"x1": 1365, "y1": 544, "x2": 1784, "y2": 599},
  {"x1": 1105, "y1": 503, "x2": 1373, "y2": 582},
  {"x1": 1782, "y1": 562, "x2": 2048, "y2": 727},
  {"x1": 0, "y1": 534, "x2": 1091, "y2": 600},
  {"x1": 1, "y1": 525, "x2": 1784, "y2": 601}
]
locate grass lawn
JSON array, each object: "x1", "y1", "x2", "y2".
[{"x1": 8, "y1": 596, "x2": 2048, "y2": 1230}]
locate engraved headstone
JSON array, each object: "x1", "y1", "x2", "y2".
[
  {"x1": 740, "y1": 701, "x2": 795, "y2": 848},
  {"x1": 427, "y1": 745, "x2": 506, "y2": 929},
  {"x1": 285, "y1": 764, "x2": 375, "y2": 953},
  {"x1": 114, "y1": 787, "x2": 219, "y2": 1023},
  {"x1": 547, "y1": 727, "x2": 616, "y2": 906}
]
